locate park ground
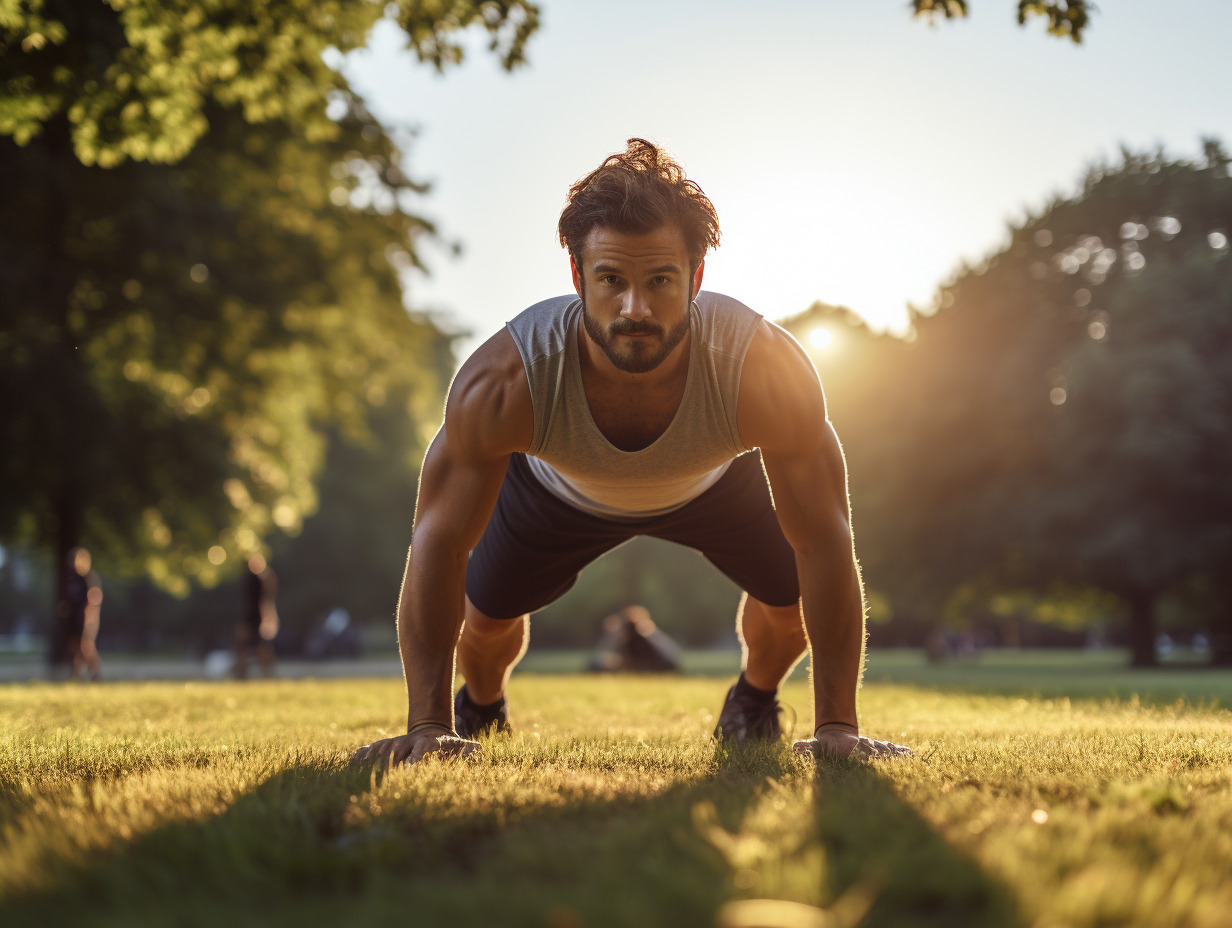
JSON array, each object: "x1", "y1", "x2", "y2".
[{"x1": 1, "y1": 650, "x2": 1231, "y2": 928}]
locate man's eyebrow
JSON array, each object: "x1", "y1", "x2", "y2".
[{"x1": 590, "y1": 262, "x2": 682, "y2": 274}]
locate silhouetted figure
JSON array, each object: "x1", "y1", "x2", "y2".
[
  {"x1": 235, "y1": 554, "x2": 278, "y2": 678},
  {"x1": 55, "y1": 547, "x2": 103, "y2": 681},
  {"x1": 588, "y1": 605, "x2": 680, "y2": 674}
]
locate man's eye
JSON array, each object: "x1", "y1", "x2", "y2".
[
  {"x1": 601, "y1": 275, "x2": 620, "y2": 285},
  {"x1": 651, "y1": 276, "x2": 669, "y2": 285}
]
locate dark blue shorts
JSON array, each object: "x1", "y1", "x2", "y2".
[{"x1": 465, "y1": 451, "x2": 800, "y2": 619}]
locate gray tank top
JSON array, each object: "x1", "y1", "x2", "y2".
[{"x1": 505, "y1": 290, "x2": 763, "y2": 519}]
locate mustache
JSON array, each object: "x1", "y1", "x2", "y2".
[{"x1": 608, "y1": 319, "x2": 663, "y2": 337}]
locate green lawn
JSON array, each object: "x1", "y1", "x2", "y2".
[{"x1": 2, "y1": 663, "x2": 1231, "y2": 927}]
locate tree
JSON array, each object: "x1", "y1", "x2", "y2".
[
  {"x1": 1025, "y1": 149, "x2": 1232, "y2": 664},
  {"x1": 796, "y1": 142, "x2": 1232, "y2": 666},
  {"x1": 911, "y1": 0, "x2": 1094, "y2": 43},
  {"x1": 0, "y1": 1, "x2": 539, "y2": 612}
]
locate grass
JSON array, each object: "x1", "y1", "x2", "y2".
[{"x1": 2, "y1": 662, "x2": 1231, "y2": 927}]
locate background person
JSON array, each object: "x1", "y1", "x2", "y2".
[
  {"x1": 55, "y1": 546, "x2": 103, "y2": 681},
  {"x1": 235, "y1": 554, "x2": 278, "y2": 678}
]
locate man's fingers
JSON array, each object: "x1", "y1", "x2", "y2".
[
  {"x1": 864, "y1": 738, "x2": 912, "y2": 757},
  {"x1": 406, "y1": 734, "x2": 481, "y2": 765},
  {"x1": 792, "y1": 734, "x2": 913, "y2": 761}
]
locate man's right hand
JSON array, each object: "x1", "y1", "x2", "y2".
[{"x1": 350, "y1": 724, "x2": 480, "y2": 767}]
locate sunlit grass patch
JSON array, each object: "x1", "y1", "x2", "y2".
[{"x1": 2, "y1": 674, "x2": 1231, "y2": 927}]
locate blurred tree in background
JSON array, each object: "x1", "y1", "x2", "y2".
[
  {"x1": 0, "y1": 1, "x2": 538, "y2": 633},
  {"x1": 789, "y1": 142, "x2": 1232, "y2": 666}
]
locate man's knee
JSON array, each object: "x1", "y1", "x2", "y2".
[
  {"x1": 741, "y1": 596, "x2": 806, "y2": 641},
  {"x1": 462, "y1": 600, "x2": 526, "y2": 642}
]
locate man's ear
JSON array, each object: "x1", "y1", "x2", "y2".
[
  {"x1": 691, "y1": 260, "x2": 705, "y2": 300},
  {"x1": 570, "y1": 252, "x2": 584, "y2": 298}
]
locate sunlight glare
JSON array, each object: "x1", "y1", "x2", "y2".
[{"x1": 808, "y1": 327, "x2": 833, "y2": 350}]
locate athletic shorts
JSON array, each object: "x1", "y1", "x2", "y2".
[{"x1": 465, "y1": 451, "x2": 800, "y2": 619}]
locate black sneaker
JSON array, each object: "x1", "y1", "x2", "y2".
[
  {"x1": 713, "y1": 682, "x2": 783, "y2": 743},
  {"x1": 454, "y1": 685, "x2": 510, "y2": 739}
]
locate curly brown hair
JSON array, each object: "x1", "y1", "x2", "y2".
[{"x1": 558, "y1": 138, "x2": 721, "y2": 270}]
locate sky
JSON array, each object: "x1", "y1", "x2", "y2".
[{"x1": 342, "y1": 0, "x2": 1232, "y2": 363}]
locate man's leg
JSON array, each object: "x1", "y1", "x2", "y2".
[
  {"x1": 456, "y1": 595, "x2": 529, "y2": 706},
  {"x1": 711, "y1": 593, "x2": 807, "y2": 742},
  {"x1": 737, "y1": 593, "x2": 807, "y2": 691}
]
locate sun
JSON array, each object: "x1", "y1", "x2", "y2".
[{"x1": 808, "y1": 327, "x2": 833, "y2": 350}]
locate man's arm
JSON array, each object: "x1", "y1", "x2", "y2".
[
  {"x1": 738, "y1": 321, "x2": 908, "y2": 759},
  {"x1": 351, "y1": 330, "x2": 532, "y2": 766}
]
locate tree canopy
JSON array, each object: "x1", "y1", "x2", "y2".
[
  {"x1": 789, "y1": 142, "x2": 1232, "y2": 665},
  {"x1": 0, "y1": 0, "x2": 539, "y2": 601},
  {"x1": 1, "y1": 0, "x2": 538, "y2": 166}
]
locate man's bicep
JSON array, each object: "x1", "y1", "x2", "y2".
[
  {"x1": 762, "y1": 422, "x2": 853, "y2": 555},
  {"x1": 410, "y1": 328, "x2": 530, "y2": 553},
  {"x1": 412, "y1": 426, "x2": 509, "y2": 555}
]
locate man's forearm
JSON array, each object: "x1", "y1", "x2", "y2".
[
  {"x1": 797, "y1": 548, "x2": 866, "y2": 731},
  {"x1": 397, "y1": 539, "x2": 469, "y2": 733}
]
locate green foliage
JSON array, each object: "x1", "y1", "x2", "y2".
[
  {"x1": 911, "y1": 0, "x2": 1094, "y2": 43},
  {"x1": 0, "y1": 98, "x2": 443, "y2": 595},
  {"x1": 944, "y1": 582, "x2": 1121, "y2": 633},
  {"x1": 0, "y1": 0, "x2": 538, "y2": 166},
  {"x1": 0, "y1": 1, "x2": 540, "y2": 599},
  {"x1": 785, "y1": 142, "x2": 1232, "y2": 662},
  {"x1": 2, "y1": 674, "x2": 1231, "y2": 927}
]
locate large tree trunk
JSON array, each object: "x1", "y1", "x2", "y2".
[
  {"x1": 1126, "y1": 587, "x2": 1157, "y2": 668},
  {"x1": 43, "y1": 117, "x2": 81, "y2": 672}
]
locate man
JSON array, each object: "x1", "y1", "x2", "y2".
[{"x1": 353, "y1": 139, "x2": 908, "y2": 766}]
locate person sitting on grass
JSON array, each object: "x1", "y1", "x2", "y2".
[{"x1": 352, "y1": 138, "x2": 910, "y2": 766}]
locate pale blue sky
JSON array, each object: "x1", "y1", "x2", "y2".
[{"x1": 343, "y1": 0, "x2": 1232, "y2": 361}]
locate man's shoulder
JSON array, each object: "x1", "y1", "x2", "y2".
[
  {"x1": 737, "y1": 318, "x2": 826, "y2": 450},
  {"x1": 506, "y1": 295, "x2": 581, "y2": 364},
  {"x1": 695, "y1": 290, "x2": 759, "y2": 318},
  {"x1": 448, "y1": 328, "x2": 534, "y2": 455}
]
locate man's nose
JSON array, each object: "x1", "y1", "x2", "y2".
[{"x1": 620, "y1": 287, "x2": 652, "y2": 321}]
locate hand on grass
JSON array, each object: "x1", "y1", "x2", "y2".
[
  {"x1": 793, "y1": 725, "x2": 912, "y2": 760},
  {"x1": 350, "y1": 724, "x2": 480, "y2": 767}
]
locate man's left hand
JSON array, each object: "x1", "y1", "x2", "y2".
[{"x1": 793, "y1": 726, "x2": 911, "y2": 760}]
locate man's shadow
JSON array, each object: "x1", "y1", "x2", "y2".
[
  {"x1": 2, "y1": 747, "x2": 1022, "y2": 928},
  {"x1": 807, "y1": 758, "x2": 1022, "y2": 928}
]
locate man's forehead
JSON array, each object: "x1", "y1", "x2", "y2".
[{"x1": 581, "y1": 224, "x2": 688, "y2": 267}]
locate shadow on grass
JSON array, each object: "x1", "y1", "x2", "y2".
[
  {"x1": 810, "y1": 760, "x2": 1022, "y2": 928},
  {"x1": 2, "y1": 748, "x2": 1021, "y2": 928}
]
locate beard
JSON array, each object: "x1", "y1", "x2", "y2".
[{"x1": 580, "y1": 297, "x2": 692, "y2": 374}]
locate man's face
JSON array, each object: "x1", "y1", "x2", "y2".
[{"x1": 572, "y1": 224, "x2": 703, "y2": 375}]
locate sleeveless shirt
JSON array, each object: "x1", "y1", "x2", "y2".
[{"x1": 505, "y1": 290, "x2": 763, "y2": 519}]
